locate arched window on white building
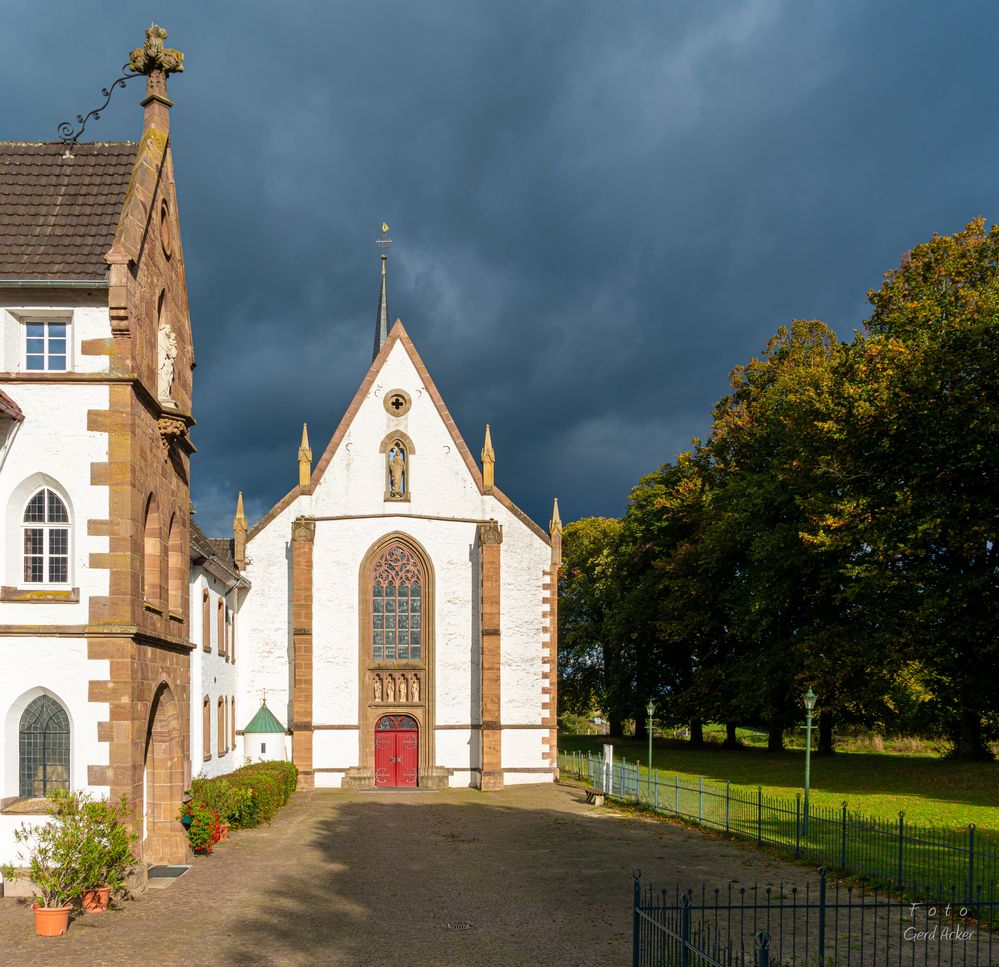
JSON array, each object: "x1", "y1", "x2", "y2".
[
  {"x1": 22, "y1": 488, "x2": 70, "y2": 584},
  {"x1": 19, "y1": 694, "x2": 70, "y2": 797}
]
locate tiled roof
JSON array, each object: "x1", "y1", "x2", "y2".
[
  {"x1": 190, "y1": 518, "x2": 244, "y2": 584},
  {"x1": 0, "y1": 388, "x2": 24, "y2": 421},
  {"x1": 0, "y1": 141, "x2": 138, "y2": 281},
  {"x1": 208, "y1": 537, "x2": 236, "y2": 569}
]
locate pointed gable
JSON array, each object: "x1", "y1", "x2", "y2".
[{"x1": 248, "y1": 320, "x2": 548, "y2": 543}]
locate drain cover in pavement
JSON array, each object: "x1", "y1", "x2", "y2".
[
  {"x1": 447, "y1": 921, "x2": 472, "y2": 931},
  {"x1": 148, "y1": 865, "x2": 191, "y2": 878}
]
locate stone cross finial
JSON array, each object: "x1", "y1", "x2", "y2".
[{"x1": 130, "y1": 25, "x2": 185, "y2": 76}]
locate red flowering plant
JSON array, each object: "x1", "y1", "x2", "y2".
[{"x1": 180, "y1": 799, "x2": 221, "y2": 854}]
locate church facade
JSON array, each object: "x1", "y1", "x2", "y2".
[
  {"x1": 240, "y1": 302, "x2": 561, "y2": 790},
  {"x1": 0, "y1": 26, "x2": 559, "y2": 880}
]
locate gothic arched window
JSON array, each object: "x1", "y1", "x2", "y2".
[
  {"x1": 371, "y1": 543, "x2": 422, "y2": 662},
  {"x1": 19, "y1": 694, "x2": 70, "y2": 797},
  {"x1": 22, "y1": 487, "x2": 70, "y2": 584}
]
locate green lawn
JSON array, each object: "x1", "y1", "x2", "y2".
[{"x1": 558, "y1": 734, "x2": 999, "y2": 834}]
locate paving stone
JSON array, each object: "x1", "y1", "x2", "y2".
[{"x1": 0, "y1": 782, "x2": 809, "y2": 966}]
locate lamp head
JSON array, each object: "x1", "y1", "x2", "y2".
[
  {"x1": 646, "y1": 700, "x2": 655, "y2": 717},
  {"x1": 804, "y1": 686, "x2": 817, "y2": 711}
]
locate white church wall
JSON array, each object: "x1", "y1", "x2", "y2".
[
  {"x1": 501, "y1": 728, "x2": 550, "y2": 782},
  {"x1": 0, "y1": 382, "x2": 110, "y2": 626},
  {"x1": 312, "y1": 730, "x2": 358, "y2": 786},
  {"x1": 0, "y1": 637, "x2": 109, "y2": 865},
  {"x1": 434, "y1": 728, "x2": 475, "y2": 772},
  {"x1": 241, "y1": 497, "x2": 300, "y2": 738}
]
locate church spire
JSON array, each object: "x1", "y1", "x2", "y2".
[
  {"x1": 481, "y1": 424, "x2": 495, "y2": 494},
  {"x1": 373, "y1": 224, "x2": 393, "y2": 360},
  {"x1": 233, "y1": 491, "x2": 247, "y2": 569},
  {"x1": 298, "y1": 423, "x2": 312, "y2": 494},
  {"x1": 549, "y1": 497, "x2": 563, "y2": 567}
]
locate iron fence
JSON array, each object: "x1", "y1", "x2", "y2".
[
  {"x1": 560, "y1": 751, "x2": 999, "y2": 905},
  {"x1": 633, "y1": 867, "x2": 997, "y2": 966}
]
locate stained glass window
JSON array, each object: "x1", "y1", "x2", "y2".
[
  {"x1": 372, "y1": 543, "x2": 422, "y2": 661},
  {"x1": 376, "y1": 714, "x2": 418, "y2": 730},
  {"x1": 19, "y1": 695, "x2": 70, "y2": 798},
  {"x1": 22, "y1": 488, "x2": 69, "y2": 584}
]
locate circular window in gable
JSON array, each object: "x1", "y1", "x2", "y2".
[{"x1": 383, "y1": 389, "x2": 412, "y2": 417}]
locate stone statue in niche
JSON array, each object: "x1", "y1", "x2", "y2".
[
  {"x1": 411, "y1": 674, "x2": 420, "y2": 702},
  {"x1": 157, "y1": 323, "x2": 178, "y2": 405},
  {"x1": 398, "y1": 675, "x2": 408, "y2": 702},
  {"x1": 388, "y1": 445, "x2": 406, "y2": 497},
  {"x1": 373, "y1": 675, "x2": 383, "y2": 703},
  {"x1": 386, "y1": 674, "x2": 396, "y2": 702}
]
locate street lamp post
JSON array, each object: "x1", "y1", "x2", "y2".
[
  {"x1": 803, "y1": 686, "x2": 817, "y2": 835},
  {"x1": 646, "y1": 700, "x2": 655, "y2": 802}
]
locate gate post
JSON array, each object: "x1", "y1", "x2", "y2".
[
  {"x1": 840, "y1": 801, "x2": 847, "y2": 868},
  {"x1": 968, "y1": 823, "x2": 976, "y2": 904},
  {"x1": 632, "y1": 870, "x2": 641, "y2": 967},
  {"x1": 897, "y1": 811, "x2": 905, "y2": 893},
  {"x1": 755, "y1": 930, "x2": 770, "y2": 967},
  {"x1": 817, "y1": 866, "x2": 826, "y2": 963},
  {"x1": 680, "y1": 892, "x2": 691, "y2": 967}
]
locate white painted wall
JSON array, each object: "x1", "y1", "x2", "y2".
[
  {"x1": 0, "y1": 304, "x2": 115, "y2": 869},
  {"x1": 188, "y1": 566, "x2": 240, "y2": 780},
  {"x1": 0, "y1": 383, "x2": 110, "y2": 625},
  {"x1": 0, "y1": 306, "x2": 110, "y2": 376},
  {"x1": 0, "y1": 637, "x2": 109, "y2": 865},
  {"x1": 242, "y1": 337, "x2": 553, "y2": 785}
]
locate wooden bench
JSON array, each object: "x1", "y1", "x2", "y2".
[{"x1": 584, "y1": 788, "x2": 606, "y2": 806}]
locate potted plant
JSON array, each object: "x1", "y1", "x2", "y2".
[
  {"x1": 52, "y1": 793, "x2": 137, "y2": 914},
  {"x1": 1, "y1": 811, "x2": 83, "y2": 936}
]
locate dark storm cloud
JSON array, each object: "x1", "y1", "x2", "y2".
[{"x1": 5, "y1": 1, "x2": 998, "y2": 534}]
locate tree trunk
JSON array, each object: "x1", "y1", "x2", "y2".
[
  {"x1": 951, "y1": 709, "x2": 994, "y2": 760},
  {"x1": 608, "y1": 714, "x2": 624, "y2": 738},
  {"x1": 767, "y1": 718, "x2": 784, "y2": 752},
  {"x1": 722, "y1": 721, "x2": 740, "y2": 749},
  {"x1": 817, "y1": 711, "x2": 835, "y2": 756},
  {"x1": 689, "y1": 719, "x2": 704, "y2": 747}
]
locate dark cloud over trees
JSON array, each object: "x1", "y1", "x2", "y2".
[{"x1": 6, "y1": 1, "x2": 996, "y2": 533}]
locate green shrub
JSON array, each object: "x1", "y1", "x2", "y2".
[
  {"x1": 186, "y1": 761, "x2": 298, "y2": 831},
  {"x1": 189, "y1": 777, "x2": 254, "y2": 827}
]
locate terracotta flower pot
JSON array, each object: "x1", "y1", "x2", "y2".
[
  {"x1": 81, "y1": 886, "x2": 111, "y2": 914},
  {"x1": 32, "y1": 903, "x2": 72, "y2": 937},
  {"x1": 219, "y1": 823, "x2": 230, "y2": 841}
]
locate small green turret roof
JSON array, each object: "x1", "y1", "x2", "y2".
[{"x1": 244, "y1": 700, "x2": 286, "y2": 734}]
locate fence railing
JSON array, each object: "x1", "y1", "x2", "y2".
[
  {"x1": 633, "y1": 867, "x2": 997, "y2": 967},
  {"x1": 560, "y1": 751, "x2": 999, "y2": 905}
]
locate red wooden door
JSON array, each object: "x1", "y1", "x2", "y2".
[{"x1": 374, "y1": 715, "x2": 419, "y2": 787}]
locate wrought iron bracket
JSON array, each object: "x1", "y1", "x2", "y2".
[{"x1": 58, "y1": 65, "x2": 142, "y2": 146}]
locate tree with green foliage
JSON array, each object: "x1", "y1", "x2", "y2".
[{"x1": 804, "y1": 219, "x2": 999, "y2": 758}]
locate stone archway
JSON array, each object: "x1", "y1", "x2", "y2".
[{"x1": 142, "y1": 682, "x2": 189, "y2": 865}]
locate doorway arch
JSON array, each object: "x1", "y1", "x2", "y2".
[
  {"x1": 142, "y1": 682, "x2": 189, "y2": 864},
  {"x1": 374, "y1": 714, "x2": 419, "y2": 787}
]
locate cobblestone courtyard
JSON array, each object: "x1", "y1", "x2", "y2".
[{"x1": 0, "y1": 781, "x2": 809, "y2": 966}]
